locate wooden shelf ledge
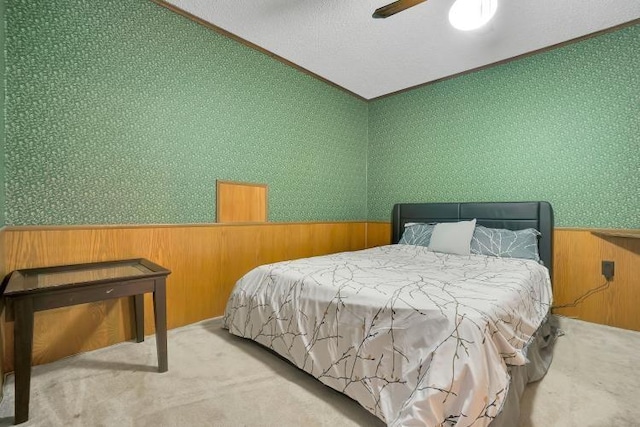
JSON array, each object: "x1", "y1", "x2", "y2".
[{"x1": 591, "y1": 229, "x2": 640, "y2": 239}]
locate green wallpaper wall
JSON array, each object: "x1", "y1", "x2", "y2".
[
  {"x1": 0, "y1": 0, "x2": 5, "y2": 227},
  {"x1": 4, "y1": 0, "x2": 638, "y2": 228},
  {"x1": 4, "y1": 0, "x2": 368, "y2": 225},
  {"x1": 368, "y1": 25, "x2": 640, "y2": 228}
]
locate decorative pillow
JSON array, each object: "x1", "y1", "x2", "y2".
[
  {"x1": 470, "y1": 225, "x2": 541, "y2": 261},
  {"x1": 428, "y1": 219, "x2": 476, "y2": 255},
  {"x1": 398, "y1": 223, "x2": 435, "y2": 247}
]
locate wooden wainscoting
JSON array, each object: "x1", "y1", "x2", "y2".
[
  {"x1": 553, "y1": 229, "x2": 640, "y2": 332},
  {"x1": 365, "y1": 222, "x2": 640, "y2": 332},
  {"x1": 1, "y1": 222, "x2": 367, "y2": 372},
  {"x1": 366, "y1": 221, "x2": 392, "y2": 248},
  {"x1": 2, "y1": 223, "x2": 637, "y2": 372},
  {"x1": 0, "y1": 227, "x2": 5, "y2": 397}
]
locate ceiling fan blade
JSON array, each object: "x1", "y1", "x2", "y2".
[{"x1": 372, "y1": 0, "x2": 429, "y2": 18}]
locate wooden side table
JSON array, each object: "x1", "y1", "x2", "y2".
[{"x1": 1, "y1": 258, "x2": 171, "y2": 424}]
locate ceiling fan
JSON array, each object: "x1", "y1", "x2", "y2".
[{"x1": 372, "y1": 0, "x2": 427, "y2": 19}]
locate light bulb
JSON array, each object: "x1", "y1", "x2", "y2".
[{"x1": 449, "y1": 0, "x2": 498, "y2": 31}]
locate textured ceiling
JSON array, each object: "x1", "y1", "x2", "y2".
[{"x1": 161, "y1": 0, "x2": 640, "y2": 100}]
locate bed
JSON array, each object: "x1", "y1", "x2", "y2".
[{"x1": 224, "y1": 202, "x2": 557, "y2": 426}]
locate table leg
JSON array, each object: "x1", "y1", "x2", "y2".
[
  {"x1": 153, "y1": 279, "x2": 168, "y2": 373},
  {"x1": 133, "y1": 294, "x2": 144, "y2": 343},
  {"x1": 14, "y1": 297, "x2": 34, "y2": 424}
]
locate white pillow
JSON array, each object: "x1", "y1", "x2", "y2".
[{"x1": 428, "y1": 219, "x2": 477, "y2": 255}]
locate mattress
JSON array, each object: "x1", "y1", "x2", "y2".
[{"x1": 223, "y1": 244, "x2": 553, "y2": 426}]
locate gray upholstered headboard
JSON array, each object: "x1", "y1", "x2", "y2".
[{"x1": 391, "y1": 202, "x2": 554, "y2": 279}]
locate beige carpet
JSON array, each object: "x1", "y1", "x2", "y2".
[{"x1": 0, "y1": 316, "x2": 639, "y2": 427}]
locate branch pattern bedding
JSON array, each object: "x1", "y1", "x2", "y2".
[{"x1": 223, "y1": 244, "x2": 552, "y2": 426}]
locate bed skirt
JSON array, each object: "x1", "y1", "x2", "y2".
[{"x1": 490, "y1": 314, "x2": 559, "y2": 427}]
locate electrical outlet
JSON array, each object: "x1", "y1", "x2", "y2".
[{"x1": 602, "y1": 261, "x2": 615, "y2": 281}]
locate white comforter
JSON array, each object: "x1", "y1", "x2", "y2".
[{"x1": 223, "y1": 245, "x2": 552, "y2": 426}]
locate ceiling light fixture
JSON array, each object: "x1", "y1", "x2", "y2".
[{"x1": 449, "y1": 0, "x2": 498, "y2": 31}]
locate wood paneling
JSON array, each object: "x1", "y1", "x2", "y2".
[
  {"x1": 553, "y1": 228, "x2": 640, "y2": 332},
  {"x1": 3, "y1": 222, "x2": 637, "y2": 373},
  {"x1": 216, "y1": 180, "x2": 268, "y2": 223},
  {"x1": 1, "y1": 222, "x2": 367, "y2": 372},
  {"x1": 366, "y1": 222, "x2": 392, "y2": 248},
  {"x1": 0, "y1": 227, "x2": 6, "y2": 396}
]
